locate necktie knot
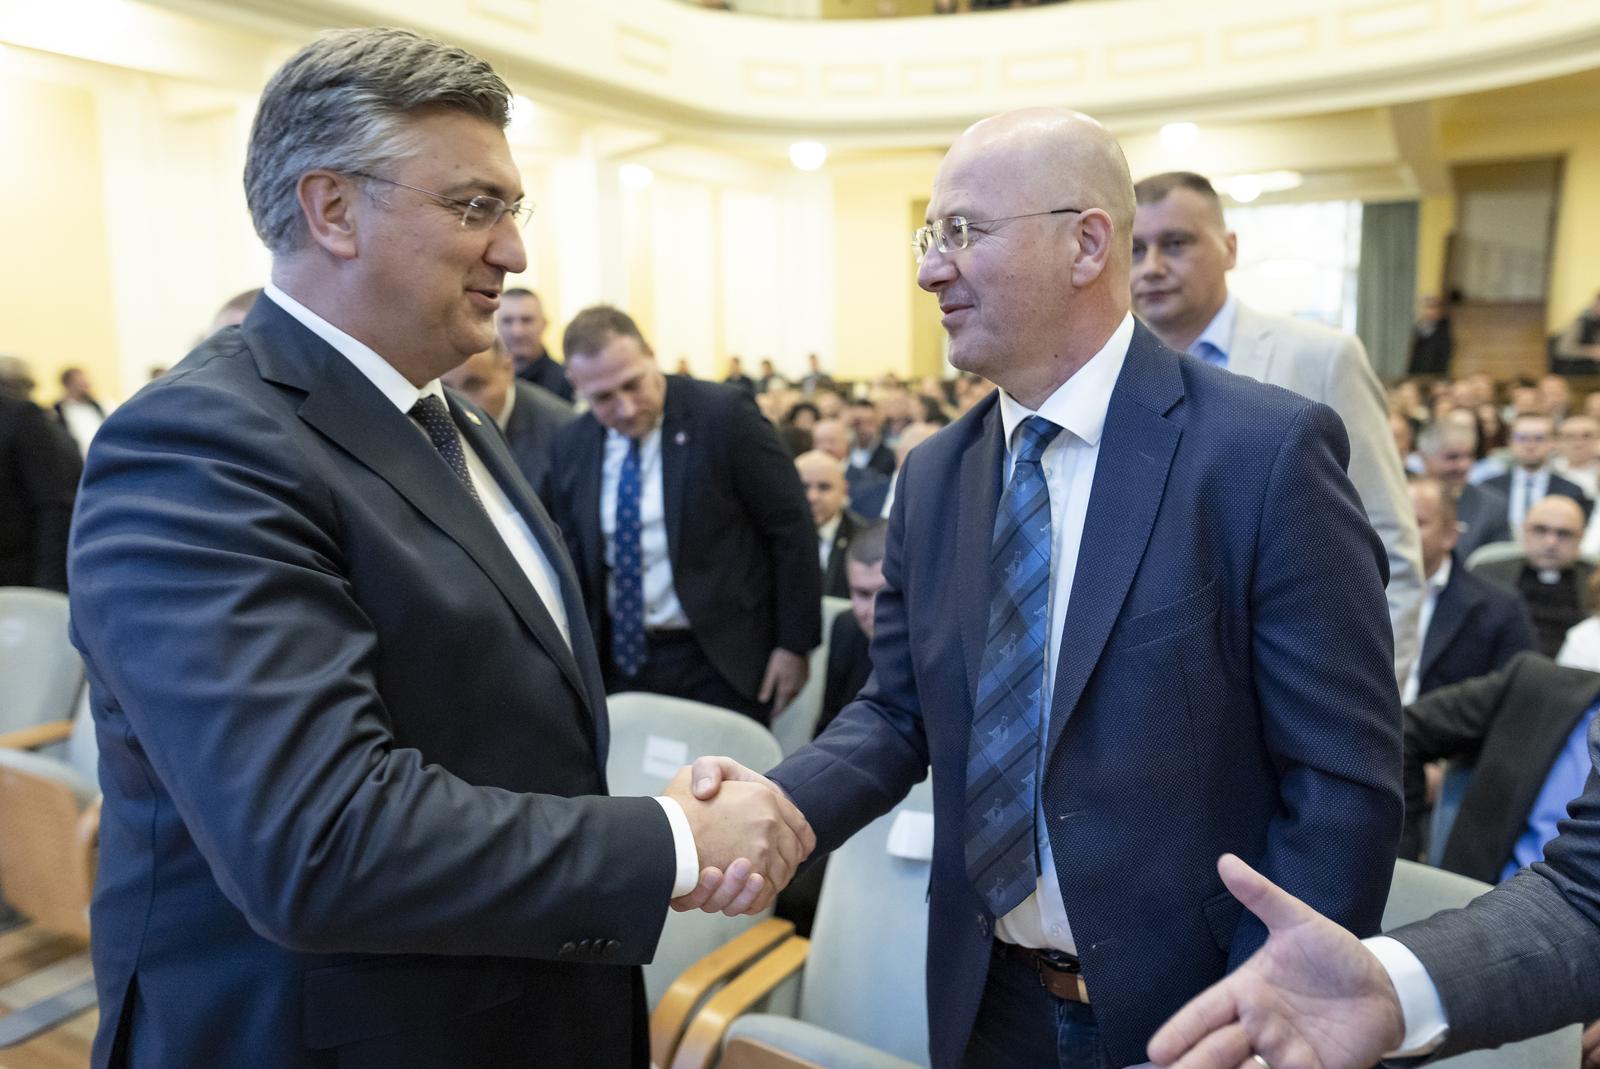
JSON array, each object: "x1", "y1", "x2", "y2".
[{"x1": 1014, "y1": 416, "x2": 1062, "y2": 466}]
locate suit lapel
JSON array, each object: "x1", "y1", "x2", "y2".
[
  {"x1": 1226, "y1": 304, "x2": 1275, "y2": 382},
  {"x1": 452, "y1": 398, "x2": 606, "y2": 724},
  {"x1": 660, "y1": 378, "x2": 692, "y2": 568},
  {"x1": 1418, "y1": 569, "x2": 1464, "y2": 683},
  {"x1": 572, "y1": 419, "x2": 607, "y2": 604},
  {"x1": 1045, "y1": 329, "x2": 1183, "y2": 760},
  {"x1": 957, "y1": 400, "x2": 1007, "y2": 711}
]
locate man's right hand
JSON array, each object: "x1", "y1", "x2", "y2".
[
  {"x1": 1147, "y1": 854, "x2": 1407, "y2": 1069},
  {"x1": 662, "y1": 758, "x2": 815, "y2": 916}
]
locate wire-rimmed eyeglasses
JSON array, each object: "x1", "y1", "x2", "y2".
[
  {"x1": 349, "y1": 171, "x2": 534, "y2": 230},
  {"x1": 912, "y1": 207, "x2": 1087, "y2": 263}
]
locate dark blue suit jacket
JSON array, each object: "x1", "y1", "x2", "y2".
[
  {"x1": 769, "y1": 323, "x2": 1403, "y2": 1067},
  {"x1": 1414, "y1": 553, "x2": 1537, "y2": 697},
  {"x1": 69, "y1": 297, "x2": 675, "y2": 1068}
]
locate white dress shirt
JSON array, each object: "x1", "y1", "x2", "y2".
[
  {"x1": 599, "y1": 422, "x2": 690, "y2": 630},
  {"x1": 817, "y1": 512, "x2": 843, "y2": 570},
  {"x1": 262, "y1": 283, "x2": 699, "y2": 898},
  {"x1": 990, "y1": 312, "x2": 1135, "y2": 954},
  {"x1": 1401, "y1": 557, "x2": 1452, "y2": 705},
  {"x1": 57, "y1": 398, "x2": 105, "y2": 458}
]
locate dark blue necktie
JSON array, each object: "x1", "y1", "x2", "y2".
[
  {"x1": 409, "y1": 394, "x2": 486, "y2": 514},
  {"x1": 612, "y1": 438, "x2": 647, "y2": 677},
  {"x1": 966, "y1": 415, "x2": 1063, "y2": 918}
]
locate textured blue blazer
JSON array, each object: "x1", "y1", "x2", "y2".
[{"x1": 770, "y1": 322, "x2": 1404, "y2": 1067}]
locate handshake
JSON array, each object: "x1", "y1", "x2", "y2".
[{"x1": 662, "y1": 756, "x2": 816, "y2": 916}]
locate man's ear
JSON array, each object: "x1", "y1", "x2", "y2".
[
  {"x1": 1224, "y1": 230, "x2": 1239, "y2": 272},
  {"x1": 297, "y1": 170, "x2": 362, "y2": 261},
  {"x1": 1070, "y1": 209, "x2": 1115, "y2": 288}
]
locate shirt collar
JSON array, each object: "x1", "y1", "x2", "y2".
[
  {"x1": 263, "y1": 281, "x2": 443, "y2": 413},
  {"x1": 1191, "y1": 292, "x2": 1239, "y2": 362},
  {"x1": 997, "y1": 312, "x2": 1135, "y2": 451},
  {"x1": 1428, "y1": 555, "x2": 1452, "y2": 593}
]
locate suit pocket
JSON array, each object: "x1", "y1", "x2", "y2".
[
  {"x1": 1111, "y1": 578, "x2": 1220, "y2": 651},
  {"x1": 1202, "y1": 888, "x2": 1244, "y2": 952},
  {"x1": 301, "y1": 955, "x2": 525, "y2": 1050}
]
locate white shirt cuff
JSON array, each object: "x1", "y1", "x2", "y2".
[
  {"x1": 654, "y1": 796, "x2": 702, "y2": 899},
  {"x1": 1363, "y1": 935, "x2": 1450, "y2": 1057}
]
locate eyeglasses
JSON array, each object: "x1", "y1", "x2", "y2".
[
  {"x1": 912, "y1": 207, "x2": 1086, "y2": 263},
  {"x1": 349, "y1": 172, "x2": 534, "y2": 230}
]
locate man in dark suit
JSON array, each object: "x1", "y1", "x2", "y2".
[
  {"x1": 65, "y1": 29, "x2": 810, "y2": 1069},
  {"x1": 846, "y1": 398, "x2": 897, "y2": 478},
  {"x1": 53, "y1": 366, "x2": 107, "y2": 459},
  {"x1": 1473, "y1": 495, "x2": 1593, "y2": 657},
  {"x1": 1404, "y1": 476, "x2": 1535, "y2": 701},
  {"x1": 498, "y1": 287, "x2": 574, "y2": 402},
  {"x1": 544, "y1": 306, "x2": 820, "y2": 724},
  {"x1": 685, "y1": 108, "x2": 1401, "y2": 1067},
  {"x1": 1482, "y1": 413, "x2": 1591, "y2": 530},
  {"x1": 817, "y1": 518, "x2": 886, "y2": 737},
  {"x1": 0, "y1": 388, "x2": 81, "y2": 591},
  {"x1": 794, "y1": 449, "x2": 868, "y2": 599},
  {"x1": 1407, "y1": 293, "x2": 1453, "y2": 377},
  {"x1": 1400, "y1": 652, "x2": 1600, "y2": 881},
  {"x1": 442, "y1": 337, "x2": 574, "y2": 493},
  {"x1": 1416, "y1": 419, "x2": 1511, "y2": 558}
]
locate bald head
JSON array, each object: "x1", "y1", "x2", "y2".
[
  {"x1": 1524, "y1": 495, "x2": 1585, "y2": 572},
  {"x1": 795, "y1": 449, "x2": 849, "y2": 527},
  {"x1": 811, "y1": 419, "x2": 849, "y2": 462},
  {"x1": 920, "y1": 107, "x2": 1135, "y2": 408}
]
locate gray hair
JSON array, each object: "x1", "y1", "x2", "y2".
[
  {"x1": 244, "y1": 27, "x2": 511, "y2": 255},
  {"x1": 1416, "y1": 419, "x2": 1474, "y2": 456}
]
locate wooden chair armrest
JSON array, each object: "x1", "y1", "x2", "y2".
[
  {"x1": 722, "y1": 1035, "x2": 827, "y2": 1069},
  {"x1": 651, "y1": 918, "x2": 795, "y2": 1069},
  {"x1": 669, "y1": 935, "x2": 811, "y2": 1069},
  {"x1": 0, "y1": 720, "x2": 72, "y2": 750}
]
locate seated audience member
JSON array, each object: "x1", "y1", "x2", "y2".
[
  {"x1": 812, "y1": 416, "x2": 888, "y2": 518},
  {"x1": 208, "y1": 287, "x2": 262, "y2": 335},
  {"x1": 673, "y1": 357, "x2": 694, "y2": 377},
  {"x1": 1541, "y1": 373, "x2": 1572, "y2": 422},
  {"x1": 876, "y1": 420, "x2": 940, "y2": 520},
  {"x1": 1505, "y1": 379, "x2": 1545, "y2": 421},
  {"x1": 1481, "y1": 413, "x2": 1591, "y2": 531},
  {"x1": 1404, "y1": 478, "x2": 1535, "y2": 702},
  {"x1": 544, "y1": 305, "x2": 820, "y2": 723},
  {"x1": 798, "y1": 352, "x2": 833, "y2": 396},
  {"x1": 1555, "y1": 414, "x2": 1600, "y2": 498},
  {"x1": 794, "y1": 450, "x2": 868, "y2": 599},
  {"x1": 1417, "y1": 420, "x2": 1510, "y2": 559},
  {"x1": 756, "y1": 358, "x2": 787, "y2": 393},
  {"x1": 774, "y1": 520, "x2": 888, "y2": 937},
  {"x1": 1554, "y1": 290, "x2": 1600, "y2": 366},
  {"x1": 1406, "y1": 293, "x2": 1453, "y2": 377},
  {"x1": 1473, "y1": 495, "x2": 1593, "y2": 657},
  {"x1": 845, "y1": 398, "x2": 895, "y2": 477},
  {"x1": 812, "y1": 389, "x2": 845, "y2": 420},
  {"x1": 498, "y1": 287, "x2": 574, "y2": 403},
  {"x1": 778, "y1": 400, "x2": 818, "y2": 458},
  {"x1": 1558, "y1": 570, "x2": 1600, "y2": 674},
  {"x1": 442, "y1": 338, "x2": 575, "y2": 493},
  {"x1": 723, "y1": 355, "x2": 756, "y2": 396},
  {"x1": 1, "y1": 371, "x2": 83, "y2": 592},
  {"x1": 1400, "y1": 652, "x2": 1599, "y2": 884},
  {"x1": 54, "y1": 366, "x2": 107, "y2": 458},
  {"x1": 1391, "y1": 411, "x2": 1420, "y2": 474}
]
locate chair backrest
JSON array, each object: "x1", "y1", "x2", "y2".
[
  {"x1": 1427, "y1": 762, "x2": 1473, "y2": 866},
  {"x1": 0, "y1": 748, "x2": 97, "y2": 940},
  {"x1": 1463, "y1": 541, "x2": 1524, "y2": 572},
  {"x1": 798, "y1": 776, "x2": 934, "y2": 1067},
  {"x1": 605, "y1": 692, "x2": 787, "y2": 1009},
  {"x1": 773, "y1": 597, "x2": 855, "y2": 757},
  {"x1": 0, "y1": 588, "x2": 83, "y2": 734},
  {"x1": 1382, "y1": 860, "x2": 1581, "y2": 1067}
]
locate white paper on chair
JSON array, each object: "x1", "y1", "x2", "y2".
[
  {"x1": 886, "y1": 810, "x2": 934, "y2": 860},
  {"x1": 643, "y1": 735, "x2": 689, "y2": 780}
]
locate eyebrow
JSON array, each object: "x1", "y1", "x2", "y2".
[{"x1": 443, "y1": 179, "x2": 524, "y2": 203}]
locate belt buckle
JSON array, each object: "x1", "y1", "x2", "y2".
[{"x1": 1029, "y1": 948, "x2": 1089, "y2": 1004}]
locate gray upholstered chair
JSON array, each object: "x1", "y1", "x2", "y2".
[{"x1": 0, "y1": 587, "x2": 84, "y2": 741}]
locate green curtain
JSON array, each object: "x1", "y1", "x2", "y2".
[{"x1": 1356, "y1": 200, "x2": 1418, "y2": 380}]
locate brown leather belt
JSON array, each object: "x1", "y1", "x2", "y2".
[{"x1": 993, "y1": 940, "x2": 1090, "y2": 1004}]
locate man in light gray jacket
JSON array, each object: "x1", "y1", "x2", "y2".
[{"x1": 1132, "y1": 171, "x2": 1423, "y2": 693}]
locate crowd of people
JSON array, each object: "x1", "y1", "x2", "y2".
[{"x1": 7, "y1": 21, "x2": 1600, "y2": 1069}]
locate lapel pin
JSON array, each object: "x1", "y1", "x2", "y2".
[
  {"x1": 463, "y1": 410, "x2": 482, "y2": 426},
  {"x1": 674, "y1": 430, "x2": 688, "y2": 446}
]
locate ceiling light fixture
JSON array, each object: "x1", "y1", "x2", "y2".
[
  {"x1": 789, "y1": 141, "x2": 828, "y2": 171},
  {"x1": 619, "y1": 163, "x2": 655, "y2": 190},
  {"x1": 1159, "y1": 122, "x2": 1199, "y2": 153}
]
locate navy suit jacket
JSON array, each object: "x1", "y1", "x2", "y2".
[
  {"x1": 1482, "y1": 469, "x2": 1592, "y2": 521},
  {"x1": 69, "y1": 297, "x2": 675, "y2": 1068},
  {"x1": 1414, "y1": 554, "x2": 1537, "y2": 697},
  {"x1": 543, "y1": 376, "x2": 821, "y2": 699},
  {"x1": 502, "y1": 379, "x2": 576, "y2": 493},
  {"x1": 769, "y1": 324, "x2": 1402, "y2": 1067}
]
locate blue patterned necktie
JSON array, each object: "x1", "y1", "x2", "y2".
[
  {"x1": 965, "y1": 414, "x2": 1063, "y2": 918},
  {"x1": 612, "y1": 438, "x2": 647, "y2": 677},
  {"x1": 409, "y1": 395, "x2": 486, "y2": 515}
]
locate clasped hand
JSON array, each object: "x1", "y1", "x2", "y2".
[{"x1": 663, "y1": 756, "x2": 816, "y2": 916}]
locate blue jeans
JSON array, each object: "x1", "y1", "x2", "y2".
[{"x1": 962, "y1": 943, "x2": 1110, "y2": 1069}]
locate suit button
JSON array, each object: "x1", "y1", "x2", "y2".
[
  {"x1": 559, "y1": 942, "x2": 576, "y2": 956},
  {"x1": 578, "y1": 938, "x2": 593, "y2": 952},
  {"x1": 605, "y1": 940, "x2": 621, "y2": 955}
]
